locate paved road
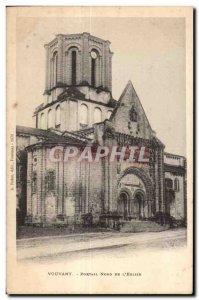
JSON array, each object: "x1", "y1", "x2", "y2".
[{"x1": 17, "y1": 228, "x2": 186, "y2": 263}]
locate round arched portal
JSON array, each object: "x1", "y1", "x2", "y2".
[
  {"x1": 117, "y1": 167, "x2": 153, "y2": 220},
  {"x1": 118, "y1": 190, "x2": 131, "y2": 219},
  {"x1": 133, "y1": 189, "x2": 146, "y2": 219}
]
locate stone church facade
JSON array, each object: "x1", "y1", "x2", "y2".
[{"x1": 16, "y1": 33, "x2": 187, "y2": 227}]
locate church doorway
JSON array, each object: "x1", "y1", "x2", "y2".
[
  {"x1": 118, "y1": 191, "x2": 130, "y2": 219},
  {"x1": 117, "y1": 167, "x2": 153, "y2": 219},
  {"x1": 118, "y1": 189, "x2": 146, "y2": 219},
  {"x1": 133, "y1": 191, "x2": 145, "y2": 219}
]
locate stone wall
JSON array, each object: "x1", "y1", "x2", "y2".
[
  {"x1": 44, "y1": 33, "x2": 113, "y2": 93},
  {"x1": 110, "y1": 82, "x2": 153, "y2": 139},
  {"x1": 37, "y1": 95, "x2": 113, "y2": 131},
  {"x1": 26, "y1": 145, "x2": 104, "y2": 226},
  {"x1": 164, "y1": 171, "x2": 185, "y2": 220}
]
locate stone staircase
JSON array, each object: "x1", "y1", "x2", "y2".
[{"x1": 120, "y1": 220, "x2": 169, "y2": 233}]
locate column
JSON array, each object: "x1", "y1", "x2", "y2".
[
  {"x1": 103, "y1": 133, "x2": 117, "y2": 213},
  {"x1": 37, "y1": 148, "x2": 44, "y2": 220},
  {"x1": 56, "y1": 34, "x2": 64, "y2": 85},
  {"x1": 102, "y1": 44, "x2": 105, "y2": 87},
  {"x1": 65, "y1": 51, "x2": 70, "y2": 85},
  {"x1": 63, "y1": 159, "x2": 68, "y2": 217},
  {"x1": 56, "y1": 159, "x2": 59, "y2": 215},
  {"x1": 103, "y1": 157, "x2": 109, "y2": 213},
  {"x1": 184, "y1": 160, "x2": 187, "y2": 223},
  {"x1": 44, "y1": 45, "x2": 50, "y2": 92},
  {"x1": 86, "y1": 162, "x2": 90, "y2": 213},
  {"x1": 108, "y1": 52, "x2": 113, "y2": 92},
  {"x1": 26, "y1": 150, "x2": 33, "y2": 216},
  {"x1": 109, "y1": 161, "x2": 117, "y2": 211},
  {"x1": 42, "y1": 148, "x2": 46, "y2": 222},
  {"x1": 148, "y1": 201, "x2": 152, "y2": 218},
  {"x1": 159, "y1": 148, "x2": 165, "y2": 212},
  {"x1": 77, "y1": 50, "x2": 82, "y2": 84},
  {"x1": 82, "y1": 32, "x2": 90, "y2": 83},
  {"x1": 154, "y1": 149, "x2": 160, "y2": 213},
  {"x1": 104, "y1": 41, "x2": 110, "y2": 89},
  {"x1": 57, "y1": 155, "x2": 64, "y2": 215},
  {"x1": 143, "y1": 200, "x2": 148, "y2": 218},
  {"x1": 99, "y1": 56, "x2": 102, "y2": 86}
]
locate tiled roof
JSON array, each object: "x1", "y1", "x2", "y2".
[{"x1": 16, "y1": 125, "x2": 87, "y2": 144}]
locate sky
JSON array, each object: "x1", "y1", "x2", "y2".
[{"x1": 16, "y1": 16, "x2": 186, "y2": 156}]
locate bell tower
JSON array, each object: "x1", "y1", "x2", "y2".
[
  {"x1": 44, "y1": 32, "x2": 113, "y2": 101},
  {"x1": 34, "y1": 33, "x2": 116, "y2": 132}
]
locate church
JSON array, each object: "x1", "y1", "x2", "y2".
[{"x1": 16, "y1": 32, "x2": 187, "y2": 227}]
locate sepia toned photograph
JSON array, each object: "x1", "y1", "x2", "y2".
[{"x1": 6, "y1": 6, "x2": 193, "y2": 294}]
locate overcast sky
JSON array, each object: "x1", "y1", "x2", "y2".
[{"x1": 16, "y1": 17, "x2": 186, "y2": 156}]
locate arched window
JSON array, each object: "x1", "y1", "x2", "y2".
[
  {"x1": 129, "y1": 106, "x2": 137, "y2": 122},
  {"x1": 45, "y1": 170, "x2": 55, "y2": 193},
  {"x1": 91, "y1": 58, "x2": 96, "y2": 86},
  {"x1": 55, "y1": 105, "x2": 61, "y2": 129},
  {"x1": 91, "y1": 49, "x2": 99, "y2": 87},
  {"x1": 165, "y1": 178, "x2": 173, "y2": 189},
  {"x1": 107, "y1": 110, "x2": 112, "y2": 119},
  {"x1": 40, "y1": 113, "x2": 45, "y2": 129},
  {"x1": 32, "y1": 172, "x2": 37, "y2": 194},
  {"x1": 67, "y1": 46, "x2": 79, "y2": 85},
  {"x1": 94, "y1": 107, "x2": 102, "y2": 124},
  {"x1": 72, "y1": 50, "x2": 77, "y2": 85},
  {"x1": 47, "y1": 109, "x2": 53, "y2": 129},
  {"x1": 174, "y1": 178, "x2": 180, "y2": 192},
  {"x1": 52, "y1": 51, "x2": 58, "y2": 86},
  {"x1": 79, "y1": 104, "x2": 88, "y2": 127}
]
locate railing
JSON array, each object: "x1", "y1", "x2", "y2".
[{"x1": 164, "y1": 152, "x2": 185, "y2": 167}]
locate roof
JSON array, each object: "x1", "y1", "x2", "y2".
[
  {"x1": 16, "y1": 125, "x2": 89, "y2": 144},
  {"x1": 17, "y1": 125, "x2": 56, "y2": 138},
  {"x1": 45, "y1": 32, "x2": 111, "y2": 48},
  {"x1": 73, "y1": 127, "x2": 95, "y2": 136},
  {"x1": 110, "y1": 80, "x2": 152, "y2": 131},
  {"x1": 153, "y1": 136, "x2": 165, "y2": 148},
  {"x1": 61, "y1": 130, "x2": 92, "y2": 143}
]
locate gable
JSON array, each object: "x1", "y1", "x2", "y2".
[{"x1": 110, "y1": 81, "x2": 153, "y2": 139}]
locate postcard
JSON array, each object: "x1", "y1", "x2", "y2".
[{"x1": 7, "y1": 6, "x2": 193, "y2": 294}]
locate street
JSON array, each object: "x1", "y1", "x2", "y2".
[{"x1": 17, "y1": 228, "x2": 186, "y2": 263}]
